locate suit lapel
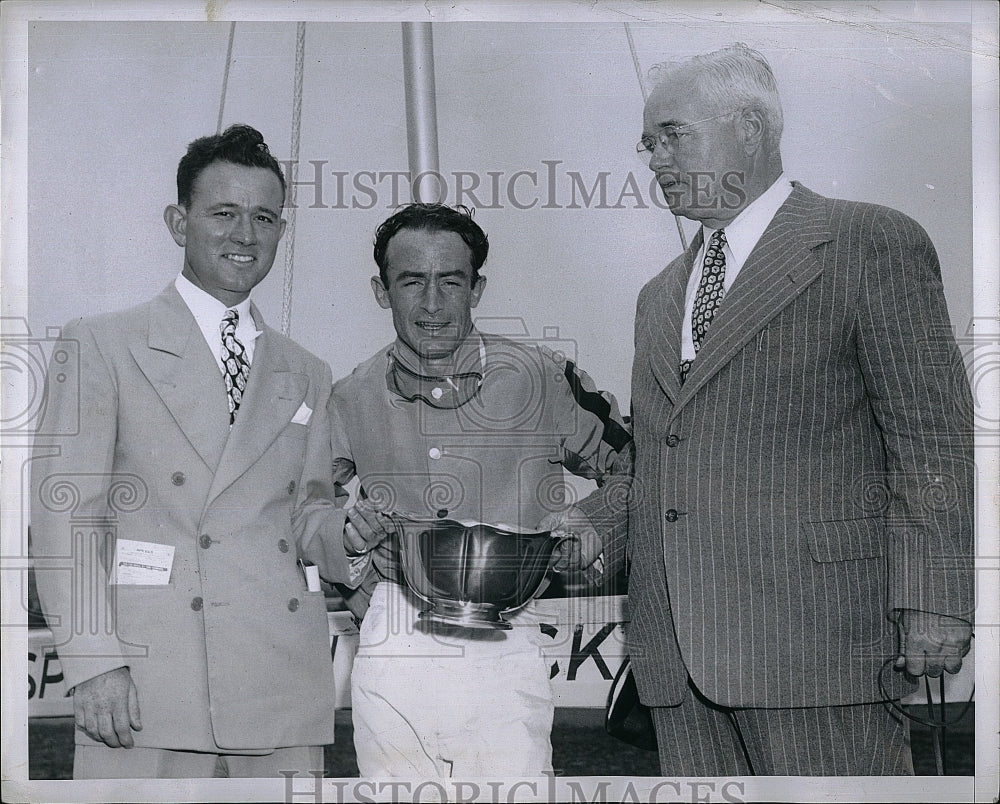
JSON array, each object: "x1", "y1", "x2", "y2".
[
  {"x1": 208, "y1": 310, "x2": 308, "y2": 502},
  {"x1": 674, "y1": 185, "x2": 831, "y2": 409},
  {"x1": 129, "y1": 286, "x2": 230, "y2": 470},
  {"x1": 645, "y1": 230, "x2": 701, "y2": 404}
]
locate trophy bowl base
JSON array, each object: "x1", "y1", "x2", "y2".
[{"x1": 417, "y1": 599, "x2": 514, "y2": 630}]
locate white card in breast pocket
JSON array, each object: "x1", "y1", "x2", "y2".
[
  {"x1": 292, "y1": 402, "x2": 313, "y2": 426},
  {"x1": 111, "y1": 539, "x2": 174, "y2": 585}
]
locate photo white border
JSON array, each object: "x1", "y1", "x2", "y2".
[{"x1": 2, "y1": 2, "x2": 997, "y2": 802}]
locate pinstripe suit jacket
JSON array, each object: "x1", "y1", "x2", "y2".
[{"x1": 584, "y1": 184, "x2": 974, "y2": 709}]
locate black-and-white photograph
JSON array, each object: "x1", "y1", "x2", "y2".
[{"x1": 2, "y1": 1, "x2": 997, "y2": 802}]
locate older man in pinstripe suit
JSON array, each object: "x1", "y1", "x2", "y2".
[{"x1": 575, "y1": 43, "x2": 974, "y2": 775}]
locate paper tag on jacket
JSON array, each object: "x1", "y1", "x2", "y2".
[{"x1": 111, "y1": 539, "x2": 174, "y2": 585}]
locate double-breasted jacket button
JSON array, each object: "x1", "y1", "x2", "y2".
[
  {"x1": 288, "y1": 598, "x2": 300, "y2": 612},
  {"x1": 190, "y1": 597, "x2": 203, "y2": 611},
  {"x1": 287, "y1": 481, "x2": 296, "y2": 495},
  {"x1": 199, "y1": 534, "x2": 212, "y2": 549},
  {"x1": 278, "y1": 538, "x2": 289, "y2": 553},
  {"x1": 665, "y1": 434, "x2": 680, "y2": 448},
  {"x1": 436, "y1": 508, "x2": 448, "y2": 518},
  {"x1": 665, "y1": 509, "x2": 679, "y2": 523},
  {"x1": 171, "y1": 471, "x2": 186, "y2": 486},
  {"x1": 428, "y1": 447, "x2": 442, "y2": 460}
]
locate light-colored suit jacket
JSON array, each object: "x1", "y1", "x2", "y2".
[
  {"x1": 30, "y1": 284, "x2": 352, "y2": 752},
  {"x1": 583, "y1": 184, "x2": 974, "y2": 709}
]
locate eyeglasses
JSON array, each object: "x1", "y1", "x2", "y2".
[{"x1": 635, "y1": 110, "x2": 736, "y2": 161}]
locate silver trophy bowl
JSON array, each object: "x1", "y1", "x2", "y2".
[{"x1": 393, "y1": 515, "x2": 569, "y2": 630}]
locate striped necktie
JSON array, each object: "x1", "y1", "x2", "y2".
[
  {"x1": 220, "y1": 309, "x2": 251, "y2": 426},
  {"x1": 680, "y1": 228, "x2": 727, "y2": 383}
]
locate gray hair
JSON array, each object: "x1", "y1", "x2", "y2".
[{"x1": 647, "y1": 43, "x2": 784, "y2": 156}]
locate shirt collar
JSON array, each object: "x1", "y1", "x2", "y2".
[
  {"x1": 701, "y1": 173, "x2": 793, "y2": 266},
  {"x1": 174, "y1": 273, "x2": 260, "y2": 338}
]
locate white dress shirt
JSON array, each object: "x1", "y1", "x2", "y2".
[
  {"x1": 680, "y1": 175, "x2": 794, "y2": 360},
  {"x1": 175, "y1": 274, "x2": 262, "y2": 372}
]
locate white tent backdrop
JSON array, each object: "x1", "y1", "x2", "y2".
[{"x1": 26, "y1": 18, "x2": 978, "y2": 402}]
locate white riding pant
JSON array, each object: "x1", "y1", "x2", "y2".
[{"x1": 350, "y1": 581, "x2": 554, "y2": 778}]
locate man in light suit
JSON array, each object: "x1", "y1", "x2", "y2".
[
  {"x1": 577, "y1": 44, "x2": 974, "y2": 775},
  {"x1": 30, "y1": 124, "x2": 354, "y2": 778}
]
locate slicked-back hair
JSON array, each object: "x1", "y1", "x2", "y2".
[
  {"x1": 176, "y1": 124, "x2": 286, "y2": 208},
  {"x1": 373, "y1": 203, "x2": 489, "y2": 286},
  {"x1": 648, "y1": 43, "x2": 784, "y2": 157}
]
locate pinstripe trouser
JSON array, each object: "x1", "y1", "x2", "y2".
[{"x1": 651, "y1": 678, "x2": 914, "y2": 776}]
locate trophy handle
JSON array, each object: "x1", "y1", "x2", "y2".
[
  {"x1": 533, "y1": 575, "x2": 552, "y2": 599},
  {"x1": 547, "y1": 533, "x2": 577, "y2": 572},
  {"x1": 514, "y1": 534, "x2": 572, "y2": 602},
  {"x1": 386, "y1": 511, "x2": 406, "y2": 536}
]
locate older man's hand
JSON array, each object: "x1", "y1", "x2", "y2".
[
  {"x1": 895, "y1": 609, "x2": 973, "y2": 678},
  {"x1": 537, "y1": 505, "x2": 604, "y2": 577},
  {"x1": 73, "y1": 666, "x2": 142, "y2": 748}
]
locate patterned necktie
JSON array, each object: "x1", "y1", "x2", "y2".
[
  {"x1": 680, "y1": 228, "x2": 727, "y2": 382},
  {"x1": 220, "y1": 309, "x2": 251, "y2": 426}
]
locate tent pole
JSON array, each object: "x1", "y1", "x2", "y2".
[{"x1": 401, "y1": 22, "x2": 442, "y2": 203}]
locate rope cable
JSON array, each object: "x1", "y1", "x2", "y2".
[
  {"x1": 624, "y1": 22, "x2": 647, "y2": 104},
  {"x1": 216, "y1": 22, "x2": 237, "y2": 135},
  {"x1": 280, "y1": 22, "x2": 307, "y2": 337},
  {"x1": 624, "y1": 22, "x2": 688, "y2": 252}
]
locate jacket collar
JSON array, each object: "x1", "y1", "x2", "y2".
[
  {"x1": 132, "y1": 286, "x2": 307, "y2": 499},
  {"x1": 646, "y1": 183, "x2": 832, "y2": 409}
]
